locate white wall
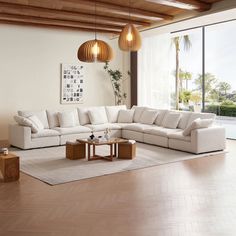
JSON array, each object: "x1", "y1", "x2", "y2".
[{"x1": 0, "y1": 24, "x2": 130, "y2": 140}]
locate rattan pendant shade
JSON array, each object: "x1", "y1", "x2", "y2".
[
  {"x1": 118, "y1": 23, "x2": 142, "y2": 51},
  {"x1": 77, "y1": 39, "x2": 113, "y2": 63}
]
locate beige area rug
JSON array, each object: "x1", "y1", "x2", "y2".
[{"x1": 14, "y1": 143, "x2": 225, "y2": 185}]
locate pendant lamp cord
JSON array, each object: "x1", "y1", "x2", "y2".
[
  {"x1": 95, "y1": 0, "x2": 97, "y2": 40},
  {"x1": 129, "y1": 0, "x2": 131, "y2": 24}
]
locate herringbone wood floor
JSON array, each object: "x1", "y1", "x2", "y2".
[{"x1": 0, "y1": 140, "x2": 236, "y2": 236}]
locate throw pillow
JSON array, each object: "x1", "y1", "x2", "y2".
[
  {"x1": 154, "y1": 109, "x2": 168, "y2": 126},
  {"x1": 183, "y1": 118, "x2": 214, "y2": 136},
  {"x1": 139, "y1": 110, "x2": 158, "y2": 125},
  {"x1": 14, "y1": 115, "x2": 40, "y2": 133},
  {"x1": 58, "y1": 111, "x2": 76, "y2": 128},
  {"x1": 28, "y1": 115, "x2": 44, "y2": 131},
  {"x1": 105, "y1": 105, "x2": 127, "y2": 123},
  {"x1": 77, "y1": 107, "x2": 91, "y2": 125},
  {"x1": 88, "y1": 107, "x2": 108, "y2": 125},
  {"x1": 46, "y1": 110, "x2": 60, "y2": 128},
  {"x1": 117, "y1": 109, "x2": 134, "y2": 123},
  {"x1": 132, "y1": 106, "x2": 147, "y2": 123},
  {"x1": 162, "y1": 112, "x2": 181, "y2": 129},
  {"x1": 18, "y1": 110, "x2": 49, "y2": 129},
  {"x1": 186, "y1": 112, "x2": 216, "y2": 127}
]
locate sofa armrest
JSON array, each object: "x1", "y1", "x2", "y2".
[
  {"x1": 9, "y1": 124, "x2": 32, "y2": 149},
  {"x1": 191, "y1": 126, "x2": 226, "y2": 153}
]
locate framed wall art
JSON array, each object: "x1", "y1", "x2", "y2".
[{"x1": 60, "y1": 63, "x2": 84, "y2": 104}]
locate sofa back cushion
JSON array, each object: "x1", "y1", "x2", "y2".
[
  {"x1": 183, "y1": 118, "x2": 214, "y2": 136},
  {"x1": 162, "y1": 112, "x2": 181, "y2": 129},
  {"x1": 58, "y1": 111, "x2": 76, "y2": 128},
  {"x1": 28, "y1": 115, "x2": 44, "y2": 130},
  {"x1": 187, "y1": 112, "x2": 216, "y2": 127},
  {"x1": 176, "y1": 111, "x2": 191, "y2": 129},
  {"x1": 105, "y1": 105, "x2": 127, "y2": 123},
  {"x1": 18, "y1": 110, "x2": 49, "y2": 129},
  {"x1": 47, "y1": 110, "x2": 60, "y2": 128},
  {"x1": 88, "y1": 107, "x2": 108, "y2": 125},
  {"x1": 117, "y1": 109, "x2": 134, "y2": 123},
  {"x1": 139, "y1": 110, "x2": 158, "y2": 125},
  {"x1": 77, "y1": 107, "x2": 91, "y2": 125},
  {"x1": 47, "y1": 109, "x2": 79, "y2": 128},
  {"x1": 131, "y1": 106, "x2": 147, "y2": 123},
  {"x1": 154, "y1": 109, "x2": 168, "y2": 126}
]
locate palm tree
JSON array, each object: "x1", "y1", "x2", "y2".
[
  {"x1": 172, "y1": 36, "x2": 191, "y2": 110},
  {"x1": 217, "y1": 82, "x2": 231, "y2": 96},
  {"x1": 182, "y1": 71, "x2": 192, "y2": 90},
  {"x1": 194, "y1": 73, "x2": 218, "y2": 98}
]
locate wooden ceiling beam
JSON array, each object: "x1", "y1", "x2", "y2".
[
  {"x1": 0, "y1": 12, "x2": 123, "y2": 30},
  {"x1": 0, "y1": 13, "x2": 121, "y2": 33},
  {"x1": 63, "y1": 0, "x2": 173, "y2": 20},
  {"x1": 147, "y1": 0, "x2": 211, "y2": 12},
  {"x1": 0, "y1": 1, "x2": 151, "y2": 26},
  {"x1": 0, "y1": 19, "x2": 118, "y2": 34}
]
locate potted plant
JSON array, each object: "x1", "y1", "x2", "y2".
[{"x1": 104, "y1": 62, "x2": 130, "y2": 105}]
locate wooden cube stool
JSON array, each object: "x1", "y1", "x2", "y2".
[
  {"x1": 118, "y1": 142, "x2": 136, "y2": 159},
  {"x1": 0, "y1": 153, "x2": 20, "y2": 182},
  {"x1": 66, "y1": 141, "x2": 86, "y2": 160}
]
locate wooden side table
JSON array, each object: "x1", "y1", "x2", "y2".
[
  {"x1": 66, "y1": 141, "x2": 86, "y2": 160},
  {"x1": 0, "y1": 153, "x2": 20, "y2": 182},
  {"x1": 118, "y1": 142, "x2": 136, "y2": 159},
  {"x1": 0, "y1": 140, "x2": 10, "y2": 148}
]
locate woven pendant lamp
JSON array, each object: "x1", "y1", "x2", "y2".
[
  {"x1": 118, "y1": 23, "x2": 141, "y2": 51},
  {"x1": 118, "y1": 0, "x2": 142, "y2": 52},
  {"x1": 77, "y1": 0, "x2": 113, "y2": 63},
  {"x1": 78, "y1": 39, "x2": 113, "y2": 62}
]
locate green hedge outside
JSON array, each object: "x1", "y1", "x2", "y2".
[{"x1": 205, "y1": 104, "x2": 236, "y2": 117}]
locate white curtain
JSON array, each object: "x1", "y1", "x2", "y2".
[{"x1": 138, "y1": 33, "x2": 175, "y2": 109}]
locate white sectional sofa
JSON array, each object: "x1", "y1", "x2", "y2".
[{"x1": 9, "y1": 105, "x2": 226, "y2": 154}]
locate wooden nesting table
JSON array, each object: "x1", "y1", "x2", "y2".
[
  {"x1": 0, "y1": 153, "x2": 20, "y2": 182},
  {"x1": 77, "y1": 138, "x2": 128, "y2": 161}
]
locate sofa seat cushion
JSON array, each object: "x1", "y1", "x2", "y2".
[
  {"x1": 122, "y1": 123, "x2": 156, "y2": 132},
  {"x1": 32, "y1": 129, "x2": 60, "y2": 138},
  {"x1": 85, "y1": 123, "x2": 122, "y2": 132},
  {"x1": 168, "y1": 131, "x2": 191, "y2": 142},
  {"x1": 145, "y1": 127, "x2": 181, "y2": 137},
  {"x1": 116, "y1": 123, "x2": 135, "y2": 128},
  {"x1": 53, "y1": 126, "x2": 91, "y2": 135}
]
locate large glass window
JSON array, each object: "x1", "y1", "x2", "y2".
[
  {"x1": 138, "y1": 19, "x2": 236, "y2": 139},
  {"x1": 170, "y1": 28, "x2": 203, "y2": 112},
  {"x1": 204, "y1": 21, "x2": 236, "y2": 139}
]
